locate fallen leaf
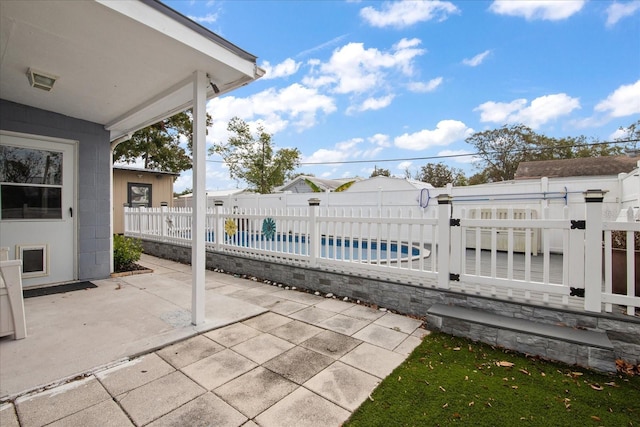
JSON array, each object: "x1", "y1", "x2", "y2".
[
  {"x1": 464, "y1": 375, "x2": 469, "y2": 381},
  {"x1": 519, "y1": 369, "x2": 530, "y2": 375},
  {"x1": 453, "y1": 347, "x2": 461, "y2": 351},
  {"x1": 497, "y1": 361, "x2": 514, "y2": 367},
  {"x1": 605, "y1": 381, "x2": 618, "y2": 387},
  {"x1": 439, "y1": 386, "x2": 446, "y2": 392},
  {"x1": 468, "y1": 401, "x2": 474, "y2": 406},
  {"x1": 571, "y1": 372, "x2": 583, "y2": 377},
  {"x1": 511, "y1": 385, "x2": 518, "y2": 389},
  {"x1": 590, "y1": 416, "x2": 601, "y2": 421},
  {"x1": 453, "y1": 413, "x2": 461, "y2": 419},
  {"x1": 590, "y1": 384, "x2": 603, "y2": 391},
  {"x1": 398, "y1": 376, "x2": 402, "y2": 382},
  {"x1": 442, "y1": 403, "x2": 449, "y2": 408},
  {"x1": 541, "y1": 372, "x2": 546, "y2": 377}
]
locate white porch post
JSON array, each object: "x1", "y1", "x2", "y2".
[{"x1": 191, "y1": 70, "x2": 207, "y2": 325}]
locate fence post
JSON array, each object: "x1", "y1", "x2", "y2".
[
  {"x1": 583, "y1": 189, "x2": 607, "y2": 312},
  {"x1": 161, "y1": 204, "x2": 168, "y2": 242},
  {"x1": 214, "y1": 200, "x2": 224, "y2": 252},
  {"x1": 437, "y1": 194, "x2": 452, "y2": 289},
  {"x1": 308, "y1": 198, "x2": 321, "y2": 267}
]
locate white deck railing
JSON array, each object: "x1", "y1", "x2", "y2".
[{"x1": 125, "y1": 190, "x2": 639, "y2": 317}]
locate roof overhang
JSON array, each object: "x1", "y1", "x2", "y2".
[{"x1": 0, "y1": 0, "x2": 263, "y2": 142}]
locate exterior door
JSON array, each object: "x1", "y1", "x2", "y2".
[{"x1": 0, "y1": 132, "x2": 77, "y2": 288}]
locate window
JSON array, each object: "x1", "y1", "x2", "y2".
[
  {"x1": 128, "y1": 183, "x2": 152, "y2": 208},
  {"x1": 0, "y1": 145, "x2": 63, "y2": 219}
]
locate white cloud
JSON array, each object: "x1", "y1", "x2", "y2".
[
  {"x1": 397, "y1": 161, "x2": 413, "y2": 170},
  {"x1": 360, "y1": 0, "x2": 459, "y2": 28},
  {"x1": 594, "y1": 80, "x2": 640, "y2": 118},
  {"x1": 206, "y1": 83, "x2": 336, "y2": 146},
  {"x1": 303, "y1": 39, "x2": 425, "y2": 95},
  {"x1": 609, "y1": 127, "x2": 631, "y2": 141},
  {"x1": 188, "y1": 13, "x2": 218, "y2": 24},
  {"x1": 489, "y1": 0, "x2": 585, "y2": 21},
  {"x1": 347, "y1": 95, "x2": 395, "y2": 114},
  {"x1": 260, "y1": 58, "x2": 302, "y2": 80},
  {"x1": 475, "y1": 93, "x2": 581, "y2": 129},
  {"x1": 394, "y1": 120, "x2": 474, "y2": 151},
  {"x1": 304, "y1": 138, "x2": 364, "y2": 164},
  {"x1": 462, "y1": 50, "x2": 491, "y2": 67},
  {"x1": 606, "y1": 1, "x2": 640, "y2": 27},
  {"x1": 407, "y1": 77, "x2": 443, "y2": 93},
  {"x1": 368, "y1": 133, "x2": 392, "y2": 148}
]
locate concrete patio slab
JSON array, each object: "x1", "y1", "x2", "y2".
[
  {"x1": 374, "y1": 312, "x2": 423, "y2": 334},
  {"x1": 214, "y1": 367, "x2": 298, "y2": 418},
  {"x1": 352, "y1": 323, "x2": 409, "y2": 350},
  {"x1": 314, "y1": 298, "x2": 354, "y2": 313},
  {"x1": 0, "y1": 403, "x2": 19, "y2": 427},
  {"x1": 116, "y1": 371, "x2": 204, "y2": 426},
  {"x1": 270, "y1": 289, "x2": 325, "y2": 305},
  {"x1": 342, "y1": 304, "x2": 386, "y2": 321},
  {"x1": 254, "y1": 387, "x2": 350, "y2": 427},
  {"x1": 263, "y1": 346, "x2": 334, "y2": 384},
  {"x1": 289, "y1": 306, "x2": 337, "y2": 324},
  {"x1": 15, "y1": 377, "x2": 110, "y2": 427},
  {"x1": 395, "y1": 335, "x2": 424, "y2": 355},
  {"x1": 181, "y1": 349, "x2": 257, "y2": 390},
  {"x1": 204, "y1": 323, "x2": 262, "y2": 347},
  {"x1": 231, "y1": 333, "x2": 295, "y2": 364},
  {"x1": 47, "y1": 398, "x2": 134, "y2": 427},
  {"x1": 269, "y1": 320, "x2": 324, "y2": 344},
  {"x1": 300, "y1": 330, "x2": 362, "y2": 359},
  {"x1": 96, "y1": 353, "x2": 175, "y2": 396},
  {"x1": 263, "y1": 299, "x2": 308, "y2": 315},
  {"x1": 340, "y1": 342, "x2": 406, "y2": 378},
  {"x1": 156, "y1": 335, "x2": 225, "y2": 369},
  {"x1": 146, "y1": 392, "x2": 247, "y2": 427},
  {"x1": 303, "y1": 361, "x2": 380, "y2": 411},
  {"x1": 318, "y1": 313, "x2": 369, "y2": 336},
  {"x1": 242, "y1": 312, "x2": 291, "y2": 332}
]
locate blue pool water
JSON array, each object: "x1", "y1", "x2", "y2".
[{"x1": 212, "y1": 232, "x2": 420, "y2": 262}]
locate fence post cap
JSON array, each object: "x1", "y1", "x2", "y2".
[
  {"x1": 437, "y1": 194, "x2": 453, "y2": 205},
  {"x1": 583, "y1": 189, "x2": 608, "y2": 202},
  {"x1": 308, "y1": 198, "x2": 321, "y2": 206},
  {"x1": 213, "y1": 200, "x2": 224, "y2": 206}
]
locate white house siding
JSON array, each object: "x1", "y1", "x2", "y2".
[{"x1": 0, "y1": 99, "x2": 111, "y2": 281}]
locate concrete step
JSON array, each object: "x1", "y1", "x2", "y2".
[{"x1": 426, "y1": 303, "x2": 615, "y2": 372}]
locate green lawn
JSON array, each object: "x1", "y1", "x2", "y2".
[{"x1": 346, "y1": 332, "x2": 640, "y2": 427}]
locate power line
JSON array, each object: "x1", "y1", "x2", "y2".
[{"x1": 204, "y1": 138, "x2": 639, "y2": 166}]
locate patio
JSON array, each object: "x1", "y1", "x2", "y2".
[{"x1": 0, "y1": 254, "x2": 426, "y2": 426}]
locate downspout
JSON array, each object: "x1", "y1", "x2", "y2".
[{"x1": 109, "y1": 133, "x2": 133, "y2": 274}]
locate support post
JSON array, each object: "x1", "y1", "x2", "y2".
[
  {"x1": 583, "y1": 189, "x2": 607, "y2": 312},
  {"x1": 214, "y1": 200, "x2": 224, "y2": 252},
  {"x1": 191, "y1": 70, "x2": 207, "y2": 326},
  {"x1": 437, "y1": 194, "x2": 452, "y2": 289},
  {"x1": 308, "y1": 198, "x2": 321, "y2": 267}
]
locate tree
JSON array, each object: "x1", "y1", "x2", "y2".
[
  {"x1": 210, "y1": 117, "x2": 301, "y2": 194},
  {"x1": 616, "y1": 119, "x2": 640, "y2": 151},
  {"x1": 113, "y1": 110, "x2": 212, "y2": 174},
  {"x1": 465, "y1": 124, "x2": 623, "y2": 183},
  {"x1": 416, "y1": 162, "x2": 467, "y2": 187},
  {"x1": 370, "y1": 166, "x2": 391, "y2": 177}
]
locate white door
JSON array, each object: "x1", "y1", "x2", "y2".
[{"x1": 0, "y1": 132, "x2": 77, "y2": 288}]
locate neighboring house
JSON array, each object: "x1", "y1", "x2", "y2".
[
  {"x1": 0, "y1": 0, "x2": 262, "y2": 288},
  {"x1": 515, "y1": 155, "x2": 640, "y2": 180},
  {"x1": 113, "y1": 166, "x2": 178, "y2": 234},
  {"x1": 275, "y1": 175, "x2": 359, "y2": 193},
  {"x1": 346, "y1": 176, "x2": 434, "y2": 192},
  {"x1": 174, "y1": 188, "x2": 249, "y2": 208}
]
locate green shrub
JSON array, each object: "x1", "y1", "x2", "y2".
[{"x1": 113, "y1": 234, "x2": 143, "y2": 272}]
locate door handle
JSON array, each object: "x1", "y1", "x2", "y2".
[{"x1": 69, "y1": 207, "x2": 73, "y2": 218}]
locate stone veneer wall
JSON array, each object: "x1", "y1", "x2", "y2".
[{"x1": 141, "y1": 240, "x2": 640, "y2": 367}]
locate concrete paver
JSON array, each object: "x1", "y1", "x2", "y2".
[
  {"x1": 213, "y1": 367, "x2": 298, "y2": 418},
  {"x1": 116, "y1": 371, "x2": 205, "y2": 426},
  {"x1": 1, "y1": 254, "x2": 429, "y2": 426},
  {"x1": 15, "y1": 377, "x2": 110, "y2": 427},
  {"x1": 254, "y1": 387, "x2": 350, "y2": 427},
  {"x1": 146, "y1": 393, "x2": 247, "y2": 427},
  {"x1": 303, "y1": 361, "x2": 380, "y2": 411},
  {"x1": 181, "y1": 349, "x2": 257, "y2": 390}
]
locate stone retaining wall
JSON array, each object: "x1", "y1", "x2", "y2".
[{"x1": 141, "y1": 240, "x2": 640, "y2": 367}]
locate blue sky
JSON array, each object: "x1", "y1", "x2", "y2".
[{"x1": 162, "y1": 0, "x2": 640, "y2": 192}]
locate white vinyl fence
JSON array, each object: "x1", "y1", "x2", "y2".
[{"x1": 126, "y1": 190, "x2": 639, "y2": 317}]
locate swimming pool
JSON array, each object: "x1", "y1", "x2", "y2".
[{"x1": 216, "y1": 232, "x2": 421, "y2": 262}]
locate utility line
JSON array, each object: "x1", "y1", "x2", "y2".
[{"x1": 205, "y1": 138, "x2": 639, "y2": 166}]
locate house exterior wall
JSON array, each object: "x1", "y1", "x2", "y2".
[
  {"x1": 0, "y1": 99, "x2": 111, "y2": 280},
  {"x1": 113, "y1": 169, "x2": 174, "y2": 234}
]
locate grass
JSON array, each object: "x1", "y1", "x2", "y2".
[{"x1": 345, "y1": 332, "x2": 640, "y2": 427}]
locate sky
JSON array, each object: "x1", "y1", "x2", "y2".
[{"x1": 157, "y1": 0, "x2": 640, "y2": 192}]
